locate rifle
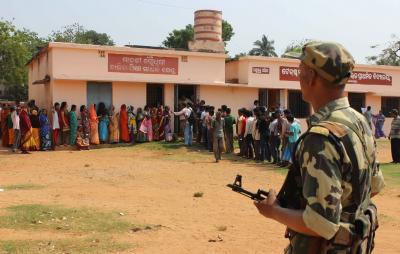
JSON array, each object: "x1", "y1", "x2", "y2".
[{"x1": 226, "y1": 175, "x2": 269, "y2": 201}]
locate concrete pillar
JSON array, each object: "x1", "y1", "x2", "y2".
[
  {"x1": 164, "y1": 83, "x2": 175, "y2": 131},
  {"x1": 280, "y1": 89, "x2": 288, "y2": 109}
]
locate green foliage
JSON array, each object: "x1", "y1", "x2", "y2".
[
  {"x1": 162, "y1": 20, "x2": 234, "y2": 49},
  {"x1": 367, "y1": 35, "x2": 400, "y2": 66},
  {"x1": 49, "y1": 23, "x2": 114, "y2": 45},
  {"x1": 249, "y1": 35, "x2": 278, "y2": 57},
  {"x1": 162, "y1": 24, "x2": 194, "y2": 49},
  {"x1": 0, "y1": 20, "x2": 46, "y2": 100}
]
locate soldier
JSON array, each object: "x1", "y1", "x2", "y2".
[{"x1": 254, "y1": 41, "x2": 385, "y2": 253}]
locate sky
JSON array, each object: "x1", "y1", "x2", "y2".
[{"x1": 1, "y1": 0, "x2": 399, "y2": 63}]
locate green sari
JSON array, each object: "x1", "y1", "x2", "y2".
[{"x1": 69, "y1": 111, "x2": 78, "y2": 145}]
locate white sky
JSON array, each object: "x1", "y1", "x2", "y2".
[{"x1": 1, "y1": 0, "x2": 399, "y2": 63}]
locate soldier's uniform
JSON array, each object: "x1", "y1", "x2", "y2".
[{"x1": 281, "y1": 42, "x2": 385, "y2": 253}]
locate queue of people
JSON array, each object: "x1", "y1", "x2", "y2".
[{"x1": 0, "y1": 100, "x2": 174, "y2": 153}]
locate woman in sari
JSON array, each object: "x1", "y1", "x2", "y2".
[
  {"x1": 128, "y1": 106, "x2": 137, "y2": 144},
  {"x1": 374, "y1": 110, "x2": 386, "y2": 139},
  {"x1": 77, "y1": 105, "x2": 90, "y2": 150},
  {"x1": 109, "y1": 106, "x2": 120, "y2": 144},
  {"x1": 7, "y1": 108, "x2": 14, "y2": 147},
  {"x1": 97, "y1": 102, "x2": 109, "y2": 143},
  {"x1": 119, "y1": 104, "x2": 130, "y2": 143},
  {"x1": 89, "y1": 104, "x2": 100, "y2": 145},
  {"x1": 157, "y1": 105, "x2": 165, "y2": 140},
  {"x1": 151, "y1": 107, "x2": 160, "y2": 141},
  {"x1": 60, "y1": 102, "x2": 70, "y2": 145},
  {"x1": 138, "y1": 113, "x2": 153, "y2": 142},
  {"x1": 1, "y1": 106, "x2": 9, "y2": 147},
  {"x1": 69, "y1": 105, "x2": 78, "y2": 145},
  {"x1": 39, "y1": 109, "x2": 52, "y2": 151},
  {"x1": 29, "y1": 109, "x2": 41, "y2": 150},
  {"x1": 160, "y1": 106, "x2": 173, "y2": 142},
  {"x1": 136, "y1": 108, "x2": 144, "y2": 131},
  {"x1": 19, "y1": 106, "x2": 37, "y2": 153}
]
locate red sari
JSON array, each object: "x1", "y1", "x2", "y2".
[
  {"x1": 119, "y1": 105, "x2": 130, "y2": 143},
  {"x1": 89, "y1": 105, "x2": 100, "y2": 145},
  {"x1": 157, "y1": 107, "x2": 165, "y2": 140},
  {"x1": 20, "y1": 110, "x2": 37, "y2": 151},
  {"x1": 1, "y1": 108, "x2": 9, "y2": 147}
]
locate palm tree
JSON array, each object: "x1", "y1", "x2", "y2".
[{"x1": 249, "y1": 35, "x2": 278, "y2": 57}]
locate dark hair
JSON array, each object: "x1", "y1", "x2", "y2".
[
  {"x1": 200, "y1": 100, "x2": 205, "y2": 105},
  {"x1": 226, "y1": 108, "x2": 231, "y2": 114},
  {"x1": 60, "y1": 102, "x2": 67, "y2": 111},
  {"x1": 71, "y1": 105, "x2": 77, "y2": 111},
  {"x1": 254, "y1": 100, "x2": 259, "y2": 105},
  {"x1": 80, "y1": 105, "x2": 86, "y2": 112},
  {"x1": 221, "y1": 105, "x2": 228, "y2": 111},
  {"x1": 97, "y1": 102, "x2": 108, "y2": 116},
  {"x1": 284, "y1": 109, "x2": 291, "y2": 115},
  {"x1": 54, "y1": 102, "x2": 60, "y2": 107},
  {"x1": 367, "y1": 106, "x2": 371, "y2": 110},
  {"x1": 187, "y1": 102, "x2": 192, "y2": 108},
  {"x1": 287, "y1": 114, "x2": 294, "y2": 123}
]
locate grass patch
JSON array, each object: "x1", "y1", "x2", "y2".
[
  {"x1": 193, "y1": 192, "x2": 203, "y2": 198},
  {"x1": 0, "y1": 204, "x2": 136, "y2": 233},
  {"x1": 2, "y1": 184, "x2": 44, "y2": 191},
  {"x1": 0, "y1": 236, "x2": 132, "y2": 254},
  {"x1": 380, "y1": 163, "x2": 400, "y2": 185},
  {"x1": 137, "y1": 141, "x2": 184, "y2": 151}
]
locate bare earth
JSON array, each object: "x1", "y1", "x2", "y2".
[{"x1": 0, "y1": 140, "x2": 399, "y2": 254}]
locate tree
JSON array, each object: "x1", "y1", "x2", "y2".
[
  {"x1": 162, "y1": 20, "x2": 235, "y2": 49},
  {"x1": 49, "y1": 23, "x2": 114, "y2": 46},
  {"x1": 0, "y1": 20, "x2": 46, "y2": 100},
  {"x1": 249, "y1": 35, "x2": 278, "y2": 57},
  {"x1": 367, "y1": 35, "x2": 400, "y2": 66},
  {"x1": 162, "y1": 24, "x2": 194, "y2": 49}
]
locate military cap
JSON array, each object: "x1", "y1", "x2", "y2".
[{"x1": 290, "y1": 41, "x2": 355, "y2": 85}]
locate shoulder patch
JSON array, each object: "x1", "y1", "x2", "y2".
[{"x1": 309, "y1": 126, "x2": 329, "y2": 136}]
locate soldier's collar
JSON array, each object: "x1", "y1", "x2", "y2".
[{"x1": 309, "y1": 97, "x2": 350, "y2": 125}]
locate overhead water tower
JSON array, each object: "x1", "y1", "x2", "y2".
[{"x1": 188, "y1": 10, "x2": 225, "y2": 53}]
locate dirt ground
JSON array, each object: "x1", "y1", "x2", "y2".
[{"x1": 0, "y1": 140, "x2": 399, "y2": 254}]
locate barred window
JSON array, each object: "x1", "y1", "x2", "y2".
[
  {"x1": 146, "y1": 83, "x2": 164, "y2": 107},
  {"x1": 258, "y1": 89, "x2": 268, "y2": 107},
  {"x1": 381, "y1": 97, "x2": 400, "y2": 116},
  {"x1": 288, "y1": 90, "x2": 310, "y2": 118}
]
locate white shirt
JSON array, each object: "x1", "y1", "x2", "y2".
[
  {"x1": 11, "y1": 111, "x2": 20, "y2": 130},
  {"x1": 244, "y1": 116, "x2": 254, "y2": 136},
  {"x1": 201, "y1": 111, "x2": 208, "y2": 127},
  {"x1": 174, "y1": 107, "x2": 192, "y2": 122},
  {"x1": 52, "y1": 111, "x2": 60, "y2": 130}
]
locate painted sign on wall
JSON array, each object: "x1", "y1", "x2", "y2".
[
  {"x1": 279, "y1": 66, "x2": 392, "y2": 85},
  {"x1": 252, "y1": 67, "x2": 270, "y2": 74},
  {"x1": 108, "y1": 54, "x2": 179, "y2": 75}
]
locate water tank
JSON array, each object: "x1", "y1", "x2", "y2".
[{"x1": 193, "y1": 10, "x2": 223, "y2": 42}]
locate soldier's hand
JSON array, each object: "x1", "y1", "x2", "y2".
[{"x1": 253, "y1": 189, "x2": 278, "y2": 219}]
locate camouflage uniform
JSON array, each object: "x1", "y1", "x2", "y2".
[{"x1": 283, "y1": 42, "x2": 385, "y2": 253}]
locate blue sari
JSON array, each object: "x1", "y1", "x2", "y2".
[
  {"x1": 98, "y1": 115, "x2": 109, "y2": 142},
  {"x1": 39, "y1": 112, "x2": 52, "y2": 150}
]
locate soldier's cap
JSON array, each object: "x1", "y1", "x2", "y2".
[
  {"x1": 391, "y1": 109, "x2": 399, "y2": 114},
  {"x1": 287, "y1": 41, "x2": 355, "y2": 85}
]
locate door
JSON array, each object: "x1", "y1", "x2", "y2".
[
  {"x1": 87, "y1": 82, "x2": 112, "y2": 110},
  {"x1": 348, "y1": 93, "x2": 365, "y2": 113}
]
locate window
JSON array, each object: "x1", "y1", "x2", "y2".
[
  {"x1": 146, "y1": 83, "x2": 164, "y2": 107},
  {"x1": 348, "y1": 93, "x2": 365, "y2": 113},
  {"x1": 381, "y1": 97, "x2": 400, "y2": 116},
  {"x1": 288, "y1": 90, "x2": 310, "y2": 118}
]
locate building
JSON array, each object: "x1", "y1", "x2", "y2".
[{"x1": 28, "y1": 10, "x2": 400, "y2": 133}]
